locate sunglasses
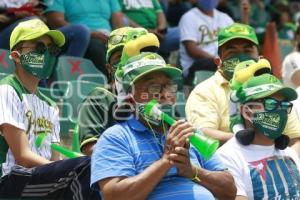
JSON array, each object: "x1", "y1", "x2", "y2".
[
  {"x1": 19, "y1": 42, "x2": 61, "y2": 56},
  {"x1": 258, "y1": 97, "x2": 293, "y2": 114}
]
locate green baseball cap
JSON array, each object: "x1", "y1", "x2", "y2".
[
  {"x1": 10, "y1": 18, "x2": 65, "y2": 50},
  {"x1": 238, "y1": 74, "x2": 297, "y2": 103},
  {"x1": 218, "y1": 23, "x2": 258, "y2": 47},
  {"x1": 120, "y1": 52, "x2": 182, "y2": 92}
]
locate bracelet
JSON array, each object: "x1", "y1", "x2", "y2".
[{"x1": 191, "y1": 167, "x2": 201, "y2": 182}]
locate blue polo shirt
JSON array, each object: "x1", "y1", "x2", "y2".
[
  {"x1": 91, "y1": 117, "x2": 226, "y2": 199},
  {"x1": 45, "y1": 0, "x2": 121, "y2": 32}
]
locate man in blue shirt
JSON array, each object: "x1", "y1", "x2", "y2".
[{"x1": 91, "y1": 52, "x2": 236, "y2": 199}]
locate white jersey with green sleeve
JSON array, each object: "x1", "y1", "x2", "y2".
[{"x1": 0, "y1": 75, "x2": 60, "y2": 176}]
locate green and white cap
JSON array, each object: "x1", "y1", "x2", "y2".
[
  {"x1": 218, "y1": 23, "x2": 258, "y2": 47},
  {"x1": 238, "y1": 74, "x2": 297, "y2": 103},
  {"x1": 120, "y1": 52, "x2": 182, "y2": 92}
]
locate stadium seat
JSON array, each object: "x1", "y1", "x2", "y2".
[
  {"x1": 59, "y1": 80, "x2": 102, "y2": 137},
  {"x1": 0, "y1": 49, "x2": 15, "y2": 74},
  {"x1": 0, "y1": 73, "x2": 8, "y2": 80},
  {"x1": 54, "y1": 56, "x2": 107, "y2": 85},
  {"x1": 279, "y1": 42, "x2": 294, "y2": 62},
  {"x1": 38, "y1": 87, "x2": 63, "y2": 103},
  {"x1": 193, "y1": 70, "x2": 214, "y2": 87}
]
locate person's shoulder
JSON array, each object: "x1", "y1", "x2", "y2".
[
  {"x1": 215, "y1": 9, "x2": 233, "y2": 22},
  {"x1": 0, "y1": 75, "x2": 25, "y2": 101},
  {"x1": 215, "y1": 9, "x2": 231, "y2": 18},
  {"x1": 283, "y1": 51, "x2": 300, "y2": 63},
  {"x1": 101, "y1": 120, "x2": 129, "y2": 137},
  {"x1": 37, "y1": 90, "x2": 57, "y2": 107},
  {"x1": 181, "y1": 8, "x2": 201, "y2": 20},
  {"x1": 89, "y1": 87, "x2": 114, "y2": 96},
  {"x1": 84, "y1": 87, "x2": 116, "y2": 102},
  {"x1": 191, "y1": 73, "x2": 218, "y2": 94},
  {"x1": 217, "y1": 137, "x2": 240, "y2": 155},
  {"x1": 281, "y1": 147, "x2": 299, "y2": 160}
]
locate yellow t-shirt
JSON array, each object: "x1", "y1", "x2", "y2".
[{"x1": 186, "y1": 71, "x2": 300, "y2": 139}]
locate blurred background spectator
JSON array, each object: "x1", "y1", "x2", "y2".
[
  {"x1": 282, "y1": 27, "x2": 300, "y2": 89},
  {"x1": 44, "y1": 0, "x2": 125, "y2": 76},
  {"x1": 0, "y1": 0, "x2": 90, "y2": 58},
  {"x1": 178, "y1": 0, "x2": 233, "y2": 86},
  {"x1": 119, "y1": 0, "x2": 180, "y2": 57}
]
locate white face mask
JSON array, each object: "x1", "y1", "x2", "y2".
[{"x1": 130, "y1": 95, "x2": 174, "y2": 126}]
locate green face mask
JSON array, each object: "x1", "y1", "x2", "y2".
[
  {"x1": 221, "y1": 54, "x2": 256, "y2": 80},
  {"x1": 20, "y1": 50, "x2": 57, "y2": 79},
  {"x1": 252, "y1": 109, "x2": 288, "y2": 140}
]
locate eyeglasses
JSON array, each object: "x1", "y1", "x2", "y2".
[
  {"x1": 140, "y1": 83, "x2": 178, "y2": 94},
  {"x1": 19, "y1": 42, "x2": 61, "y2": 56},
  {"x1": 259, "y1": 97, "x2": 293, "y2": 114}
]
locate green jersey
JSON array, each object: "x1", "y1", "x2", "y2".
[{"x1": 78, "y1": 87, "x2": 117, "y2": 149}]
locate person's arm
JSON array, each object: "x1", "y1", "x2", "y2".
[
  {"x1": 1, "y1": 124, "x2": 51, "y2": 167},
  {"x1": 192, "y1": 167, "x2": 236, "y2": 200},
  {"x1": 291, "y1": 70, "x2": 300, "y2": 88},
  {"x1": 201, "y1": 127, "x2": 233, "y2": 145},
  {"x1": 185, "y1": 83, "x2": 233, "y2": 145},
  {"x1": 156, "y1": 12, "x2": 167, "y2": 31},
  {"x1": 50, "y1": 146, "x2": 61, "y2": 161},
  {"x1": 152, "y1": 12, "x2": 167, "y2": 40},
  {"x1": 170, "y1": 145, "x2": 236, "y2": 200},
  {"x1": 81, "y1": 141, "x2": 96, "y2": 155},
  {"x1": 44, "y1": 11, "x2": 68, "y2": 29},
  {"x1": 99, "y1": 158, "x2": 172, "y2": 200},
  {"x1": 284, "y1": 107, "x2": 300, "y2": 157},
  {"x1": 111, "y1": 11, "x2": 125, "y2": 29},
  {"x1": 182, "y1": 40, "x2": 215, "y2": 59},
  {"x1": 148, "y1": 0, "x2": 167, "y2": 39}
]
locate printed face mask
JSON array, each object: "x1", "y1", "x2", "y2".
[
  {"x1": 221, "y1": 54, "x2": 255, "y2": 80},
  {"x1": 252, "y1": 109, "x2": 288, "y2": 140},
  {"x1": 20, "y1": 50, "x2": 57, "y2": 79}
]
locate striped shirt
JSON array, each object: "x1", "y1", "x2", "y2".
[
  {"x1": 217, "y1": 137, "x2": 300, "y2": 200},
  {"x1": 91, "y1": 116, "x2": 226, "y2": 199},
  {"x1": 0, "y1": 75, "x2": 60, "y2": 176}
]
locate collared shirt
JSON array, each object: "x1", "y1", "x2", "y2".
[
  {"x1": 186, "y1": 71, "x2": 230, "y2": 132},
  {"x1": 186, "y1": 71, "x2": 300, "y2": 138},
  {"x1": 91, "y1": 117, "x2": 225, "y2": 199}
]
